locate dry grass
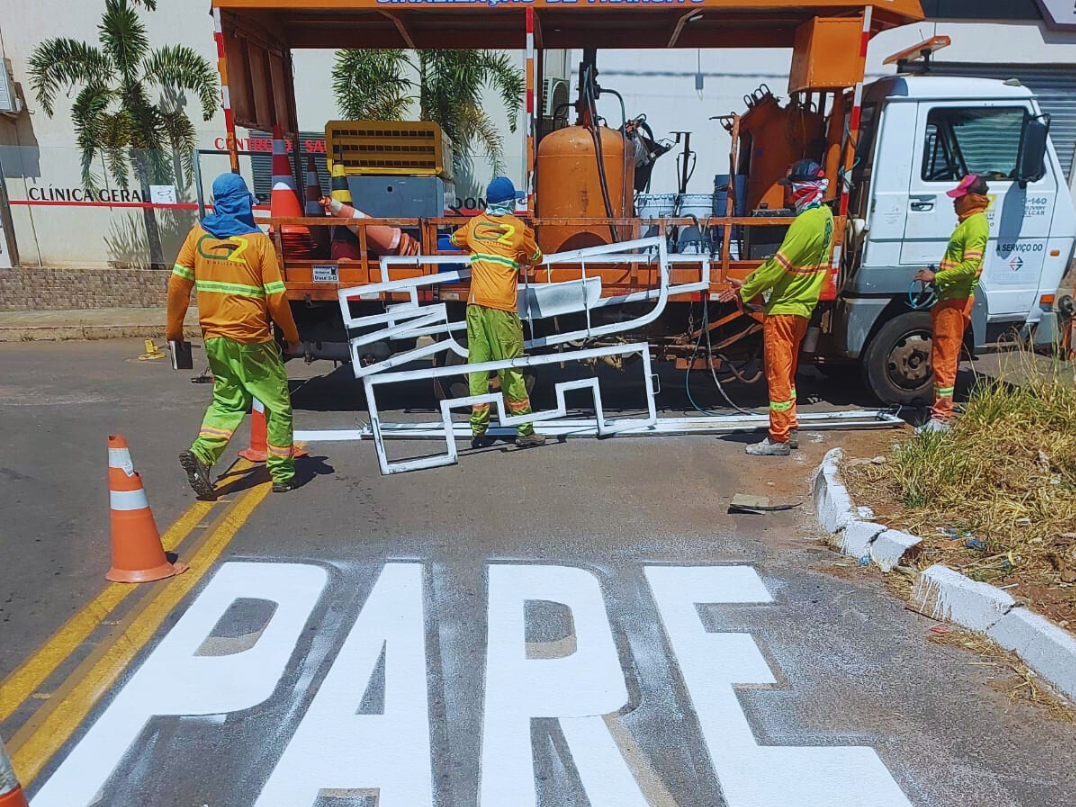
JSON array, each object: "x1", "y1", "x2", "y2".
[
  {"x1": 846, "y1": 349, "x2": 1076, "y2": 623},
  {"x1": 928, "y1": 629, "x2": 1075, "y2": 721}
]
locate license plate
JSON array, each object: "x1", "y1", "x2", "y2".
[{"x1": 312, "y1": 264, "x2": 339, "y2": 283}]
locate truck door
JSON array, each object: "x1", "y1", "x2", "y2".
[{"x1": 901, "y1": 103, "x2": 1056, "y2": 318}]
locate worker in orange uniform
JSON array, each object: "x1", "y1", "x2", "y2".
[
  {"x1": 719, "y1": 159, "x2": 834, "y2": 456},
  {"x1": 914, "y1": 174, "x2": 990, "y2": 433},
  {"x1": 450, "y1": 176, "x2": 546, "y2": 449},
  {"x1": 167, "y1": 173, "x2": 302, "y2": 496}
]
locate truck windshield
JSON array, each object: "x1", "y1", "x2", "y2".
[{"x1": 922, "y1": 107, "x2": 1027, "y2": 182}]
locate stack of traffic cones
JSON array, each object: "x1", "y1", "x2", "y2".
[
  {"x1": 106, "y1": 435, "x2": 188, "y2": 583},
  {"x1": 238, "y1": 398, "x2": 308, "y2": 464},
  {"x1": 320, "y1": 196, "x2": 420, "y2": 257},
  {"x1": 270, "y1": 126, "x2": 313, "y2": 260},
  {"x1": 0, "y1": 737, "x2": 28, "y2": 807},
  {"x1": 305, "y1": 155, "x2": 330, "y2": 259},
  {"x1": 329, "y1": 159, "x2": 363, "y2": 261}
]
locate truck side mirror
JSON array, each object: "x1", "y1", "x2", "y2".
[{"x1": 1017, "y1": 115, "x2": 1050, "y2": 187}]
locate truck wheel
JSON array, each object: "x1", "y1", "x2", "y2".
[{"x1": 862, "y1": 311, "x2": 934, "y2": 406}]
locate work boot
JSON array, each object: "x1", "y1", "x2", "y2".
[
  {"x1": 515, "y1": 432, "x2": 547, "y2": 449},
  {"x1": 745, "y1": 437, "x2": 791, "y2": 457},
  {"x1": 789, "y1": 429, "x2": 799, "y2": 450},
  {"x1": 471, "y1": 433, "x2": 497, "y2": 449},
  {"x1": 915, "y1": 419, "x2": 950, "y2": 435},
  {"x1": 271, "y1": 478, "x2": 300, "y2": 493},
  {"x1": 179, "y1": 451, "x2": 216, "y2": 499}
]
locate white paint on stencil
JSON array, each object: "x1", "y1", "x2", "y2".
[
  {"x1": 31, "y1": 562, "x2": 328, "y2": 807},
  {"x1": 253, "y1": 563, "x2": 433, "y2": 807},
  {"x1": 644, "y1": 565, "x2": 913, "y2": 807},
  {"x1": 480, "y1": 564, "x2": 647, "y2": 807}
]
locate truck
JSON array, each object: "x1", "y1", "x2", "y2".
[{"x1": 206, "y1": 0, "x2": 1075, "y2": 407}]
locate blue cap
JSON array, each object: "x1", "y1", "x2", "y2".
[{"x1": 486, "y1": 176, "x2": 516, "y2": 205}]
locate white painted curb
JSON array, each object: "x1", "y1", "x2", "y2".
[{"x1": 812, "y1": 454, "x2": 1076, "y2": 706}]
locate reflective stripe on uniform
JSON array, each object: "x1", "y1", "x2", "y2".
[
  {"x1": 470, "y1": 253, "x2": 519, "y2": 270},
  {"x1": 172, "y1": 264, "x2": 195, "y2": 281},
  {"x1": 195, "y1": 279, "x2": 265, "y2": 298},
  {"x1": 264, "y1": 280, "x2": 287, "y2": 295},
  {"x1": 770, "y1": 400, "x2": 793, "y2": 412},
  {"x1": 506, "y1": 398, "x2": 531, "y2": 412},
  {"x1": 110, "y1": 488, "x2": 149, "y2": 511},
  {"x1": 267, "y1": 443, "x2": 293, "y2": 458},
  {"x1": 472, "y1": 402, "x2": 491, "y2": 412},
  {"x1": 935, "y1": 386, "x2": 955, "y2": 397},
  {"x1": 199, "y1": 426, "x2": 234, "y2": 440}
]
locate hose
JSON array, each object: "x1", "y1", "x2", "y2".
[
  {"x1": 684, "y1": 299, "x2": 762, "y2": 416},
  {"x1": 908, "y1": 277, "x2": 938, "y2": 310}
]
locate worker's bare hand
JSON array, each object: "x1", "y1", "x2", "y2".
[
  {"x1": 716, "y1": 278, "x2": 744, "y2": 304},
  {"x1": 286, "y1": 340, "x2": 301, "y2": 356},
  {"x1": 914, "y1": 269, "x2": 936, "y2": 283}
]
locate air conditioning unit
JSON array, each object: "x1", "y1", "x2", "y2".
[
  {"x1": 0, "y1": 59, "x2": 22, "y2": 117},
  {"x1": 542, "y1": 78, "x2": 569, "y2": 119}
]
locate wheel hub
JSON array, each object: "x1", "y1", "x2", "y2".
[{"x1": 886, "y1": 332, "x2": 933, "y2": 389}]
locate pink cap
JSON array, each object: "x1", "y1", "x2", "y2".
[{"x1": 947, "y1": 174, "x2": 988, "y2": 198}]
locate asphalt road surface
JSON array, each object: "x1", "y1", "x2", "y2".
[{"x1": 2, "y1": 339, "x2": 1075, "y2": 807}]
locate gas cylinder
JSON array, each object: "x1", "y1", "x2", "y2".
[{"x1": 536, "y1": 126, "x2": 635, "y2": 254}]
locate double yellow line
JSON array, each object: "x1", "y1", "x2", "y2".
[{"x1": 0, "y1": 461, "x2": 272, "y2": 785}]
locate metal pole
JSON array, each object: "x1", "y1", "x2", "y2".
[
  {"x1": 193, "y1": 147, "x2": 206, "y2": 218},
  {"x1": 213, "y1": 8, "x2": 240, "y2": 174},
  {"x1": 525, "y1": 7, "x2": 536, "y2": 214}
]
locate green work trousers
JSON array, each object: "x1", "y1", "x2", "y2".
[
  {"x1": 191, "y1": 337, "x2": 295, "y2": 483},
  {"x1": 467, "y1": 304, "x2": 534, "y2": 437}
]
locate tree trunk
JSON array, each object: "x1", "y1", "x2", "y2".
[{"x1": 142, "y1": 203, "x2": 165, "y2": 269}]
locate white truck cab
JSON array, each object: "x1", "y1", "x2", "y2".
[{"x1": 836, "y1": 74, "x2": 1076, "y2": 404}]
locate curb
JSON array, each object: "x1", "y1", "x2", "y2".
[
  {"x1": 0, "y1": 323, "x2": 199, "y2": 342},
  {"x1": 813, "y1": 450, "x2": 1076, "y2": 704}
]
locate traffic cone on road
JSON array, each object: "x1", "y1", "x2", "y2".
[
  {"x1": 270, "y1": 126, "x2": 313, "y2": 259},
  {"x1": 0, "y1": 737, "x2": 28, "y2": 807},
  {"x1": 305, "y1": 154, "x2": 330, "y2": 259},
  {"x1": 106, "y1": 435, "x2": 188, "y2": 584},
  {"x1": 329, "y1": 158, "x2": 363, "y2": 261},
  {"x1": 238, "y1": 398, "x2": 307, "y2": 463}
]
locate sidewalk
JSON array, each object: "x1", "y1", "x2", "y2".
[{"x1": 0, "y1": 307, "x2": 199, "y2": 342}]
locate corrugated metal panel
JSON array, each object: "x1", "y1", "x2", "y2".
[
  {"x1": 250, "y1": 130, "x2": 329, "y2": 203},
  {"x1": 926, "y1": 63, "x2": 1076, "y2": 180}
]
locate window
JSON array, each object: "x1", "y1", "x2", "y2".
[{"x1": 921, "y1": 107, "x2": 1026, "y2": 182}]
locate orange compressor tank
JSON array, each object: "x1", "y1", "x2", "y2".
[
  {"x1": 739, "y1": 92, "x2": 825, "y2": 213},
  {"x1": 536, "y1": 125, "x2": 635, "y2": 254}
]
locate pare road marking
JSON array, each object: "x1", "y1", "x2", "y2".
[{"x1": 30, "y1": 562, "x2": 913, "y2": 807}]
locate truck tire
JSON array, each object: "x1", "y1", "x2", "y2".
[{"x1": 861, "y1": 311, "x2": 934, "y2": 406}]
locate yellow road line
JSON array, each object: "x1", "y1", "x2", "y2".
[
  {"x1": 0, "y1": 501, "x2": 213, "y2": 723},
  {"x1": 0, "y1": 459, "x2": 255, "y2": 724},
  {"x1": 10, "y1": 476, "x2": 272, "y2": 784}
]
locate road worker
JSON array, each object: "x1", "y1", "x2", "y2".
[
  {"x1": 449, "y1": 176, "x2": 546, "y2": 449},
  {"x1": 914, "y1": 174, "x2": 990, "y2": 434},
  {"x1": 166, "y1": 173, "x2": 302, "y2": 496},
  {"x1": 718, "y1": 159, "x2": 834, "y2": 456}
]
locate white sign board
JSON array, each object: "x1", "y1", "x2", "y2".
[
  {"x1": 312, "y1": 264, "x2": 340, "y2": 283},
  {"x1": 149, "y1": 185, "x2": 177, "y2": 205}
]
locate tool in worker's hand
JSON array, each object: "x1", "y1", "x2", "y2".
[
  {"x1": 169, "y1": 339, "x2": 194, "y2": 370},
  {"x1": 139, "y1": 339, "x2": 166, "y2": 361}
]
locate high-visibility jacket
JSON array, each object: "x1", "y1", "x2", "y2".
[
  {"x1": 166, "y1": 225, "x2": 299, "y2": 345},
  {"x1": 450, "y1": 213, "x2": 542, "y2": 312},
  {"x1": 739, "y1": 204, "x2": 834, "y2": 319},
  {"x1": 936, "y1": 212, "x2": 989, "y2": 300}
]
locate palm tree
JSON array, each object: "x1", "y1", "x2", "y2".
[
  {"x1": 28, "y1": 0, "x2": 218, "y2": 267},
  {"x1": 332, "y1": 49, "x2": 523, "y2": 177}
]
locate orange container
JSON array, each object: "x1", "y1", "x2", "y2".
[
  {"x1": 789, "y1": 16, "x2": 866, "y2": 94},
  {"x1": 739, "y1": 94, "x2": 825, "y2": 213},
  {"x1": 536, "y1": 125, "x2": 635, "y2": 254}
]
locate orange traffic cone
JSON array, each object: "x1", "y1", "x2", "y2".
[
  {"x1": 320, "y1": 196, "x2": 420, "y2": 257},
  {"x1": 106, "y1": 435, "x2": 188, "y2": 584},
  {"x1": 271, "y1": 126, "x2": 313, "y2": 259},
  {"x1": 0, "y1": 737, "x2": 28, "y2": 807},
  {"x1": 238, "y1": 398, "x2": 308, "y2": 463},
  {"x1": 305, "y1": 155, "x2": 330, "y2": 259}
]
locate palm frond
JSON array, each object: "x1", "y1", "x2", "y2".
[
  {"x1": 71, "y1": 83, "x2": 115, "y2": 185},
  {"x1": 27, "y1": 39, "x2": 113, "y2": 116},
  {"x1": 332, "y1": 49, "x2": 412, "y2": 121},
  {"x1": 475, "y1": 51, "x2": 523, "y2": 133},
  {"x1": 457, "y1": 103, "x2": 506, "y2": 174},
  {"x1": 143, "y1": 44, "x2": 219, "y2": 121},
  {"x1": 100, "y1": 0, "x2": 151, "y2": 81},
  {"x1": 160, "y1": 109, "x2": 197, "y2": 186}
]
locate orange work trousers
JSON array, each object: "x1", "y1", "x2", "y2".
[
  {"x1": 763, "y1": 314, "x2": 809, "y2": 443},
  {"x1": 931, "y1": 296, "x2": 973, "y2": 423}
]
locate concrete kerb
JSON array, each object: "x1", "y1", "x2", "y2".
[{"x1": 812, "y1": 452, "x2": 1076, "y2": 706}]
